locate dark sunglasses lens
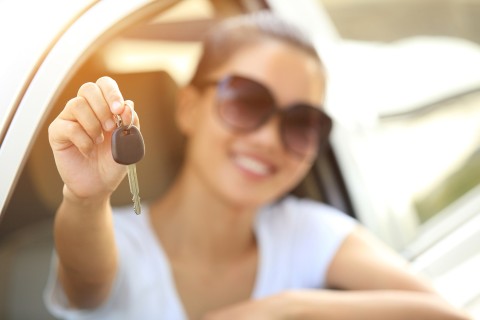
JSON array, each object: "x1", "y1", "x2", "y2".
[
  {"x1": 217, "y1": 76, "x2": 274, "y2": 131},
  {"x1": 282, "y1": 105, "x2": 332, "y2": 156}
]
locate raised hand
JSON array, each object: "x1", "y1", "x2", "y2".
[{"x1": 48, "y1": 76, "x2": 139, "y2": 202}]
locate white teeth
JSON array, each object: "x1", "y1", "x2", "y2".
[{"x1": 235, "y1": 155, "x2": 270, "y2": 176}]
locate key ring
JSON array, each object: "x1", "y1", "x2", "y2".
[{"x1": 114, "y1": 102, "x2": 135, "y2": 129}]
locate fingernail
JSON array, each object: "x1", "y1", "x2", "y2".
[
  {"x1": 105, "y1": 119, "x2": 116, "y2": 131},
  {"x1": 112, "y1": 101, "x2": 122, "y2": 113},
  {"x1": 95, "y1": 134, "x2": 104, "y2": 144}
]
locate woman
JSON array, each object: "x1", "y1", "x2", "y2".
[{"x1": 45, "y1": 11, "x2": 470, "y2": 320}]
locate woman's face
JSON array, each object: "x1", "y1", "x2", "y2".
[{"x1": 181, "y1": 40, "x2": 326, "y2": 208}]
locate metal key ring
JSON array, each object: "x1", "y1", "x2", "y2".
[
  {"x1": 114, "y1": 114, "x2": 122, "y2": 127},
  {"x1": 125, "y1": 102, "x2": 134, "y2": 130},
  {"x1": 113, "y1": 102, "x2": 134, "y2": 129}
]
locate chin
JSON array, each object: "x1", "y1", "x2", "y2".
[{"x1": 220, "y1": 183, "x2": 287, "y2": 210}]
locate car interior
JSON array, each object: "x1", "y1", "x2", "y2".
[{"x1": 0, "y1": 1, "x2": 354, "y2": 318}]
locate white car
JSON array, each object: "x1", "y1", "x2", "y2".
[{"x1": 1, "y1": 0, "x2": 479, "y2": 318}]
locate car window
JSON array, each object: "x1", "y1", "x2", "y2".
[
  {"x1": 2, "y1": 0, "x2": 342, "y2": 232},
  {"x1": 2, "y1": 1, "x2": 346, "y2": 318}
]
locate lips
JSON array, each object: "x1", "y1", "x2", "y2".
[{"x1": 232, "y1": 154, "x2": 275, "y2": 177}]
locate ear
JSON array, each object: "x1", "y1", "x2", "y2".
[{"x1": 175, "y1": 85, "x2": 200, "y2": 136}]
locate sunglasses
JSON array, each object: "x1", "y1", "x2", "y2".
[{"x1": 192, "y1": 75, "x2": 332, "y2": 157}]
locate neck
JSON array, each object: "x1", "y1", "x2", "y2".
[{"x1": 149, "y1": 164, "x2": 259, "y2": 263}]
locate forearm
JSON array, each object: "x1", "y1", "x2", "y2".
[
  {"x1": 54, "y1": 186, "x2": 118, "y2": 308},
  {"x1": 284, "y1": 290, "x2": 471, "y2": 320}
]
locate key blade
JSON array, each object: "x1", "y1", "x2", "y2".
[
  {"x1": 127, "y1": 164, "x2": 141, "y2": 215},
  {"x1": 127, "y1": 166, "x2": 136, "y2": 195},
  {"x1": 133, "y1": 198, "x2": 142, "y2": 215},
  {"x1": 111, "y1": 122, "x2": 145, "y2": 215}
]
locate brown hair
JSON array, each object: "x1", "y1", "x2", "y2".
[{"x1": 190, "y1": 10, "x2": 323, "y2": 86}]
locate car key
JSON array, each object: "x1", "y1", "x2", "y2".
[{"x1": 111, "y1": 113, "x2": 145, "y2": 214}]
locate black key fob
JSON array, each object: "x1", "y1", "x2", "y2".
[{"x1": 111, "y1": 125, "x2": 145, "y2": 165}]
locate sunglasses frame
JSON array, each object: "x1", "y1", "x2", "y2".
[{"x1": 191, "y1": 74, "x2": 333, "y2": 157}]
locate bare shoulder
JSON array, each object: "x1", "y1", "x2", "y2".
[{"x1": 326, "y1": 226, "x2": 435, "y2": 293}]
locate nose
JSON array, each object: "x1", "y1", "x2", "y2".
[{"x1": 244, "y1": 114, "x2": 284, "y2": 152}]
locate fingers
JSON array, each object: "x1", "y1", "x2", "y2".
[
  {"x1": 51, "y1": 76, "x2": 140, "y2": 159},
  {"x1": 95, "y1": 77, "x2": 136, "y2": 128},
  {"x1": 61, "y1": 97, "x2": 104, "y2": 144},
  {"x1": 122, "y1": 100, "x2": 140, "y2": 129},
  {"x1": 49, "y1": 118, "x2": 96, "y2": 158},
  {"x1": 78, "y1": 82, "x2": 116, "y2": 132},
  {"x1": 96, "y1": 76, "x2": 124, "y2": 115}
]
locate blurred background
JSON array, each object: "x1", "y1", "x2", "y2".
[
  {"x1": 319, "y1": 0, "x2": 480, "y2": 243},
  {"x1": 324, "y1": 0, "x2": 480, "y2": 43},
  {"x1": 321, "y1": 1, "x2": 480, "y2": 315}
]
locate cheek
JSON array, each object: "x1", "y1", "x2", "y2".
[
  {"x1": 199, "y1": 104, "x2": 229, "y2": 147},
  {"x1": 188, "y1": 100, "x2": 232, "y2": 165}
]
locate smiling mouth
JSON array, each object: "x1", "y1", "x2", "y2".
[{"x1": 233, "y1": 154, "x2": 274, "y2": 177}]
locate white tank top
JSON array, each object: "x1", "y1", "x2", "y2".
[{"x1": 45, "y1": 196, "x2": 356, "y2": 319}]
